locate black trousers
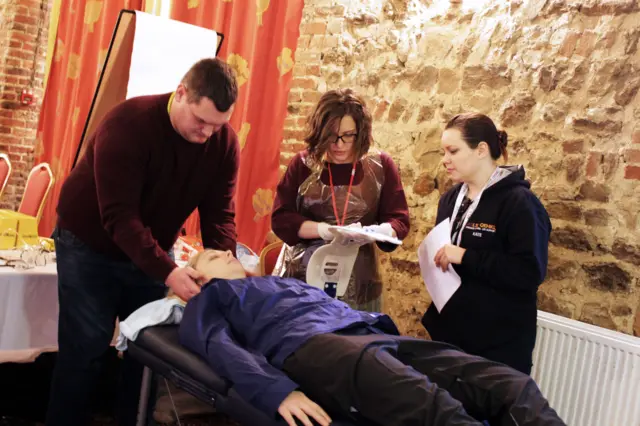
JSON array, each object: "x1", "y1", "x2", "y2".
[
  {"x1": 45, "y1": 228, "x2": 166, "y2": 426},
  {"x1": 282, "y1": 332, "x2": 566, "y2": 426}
]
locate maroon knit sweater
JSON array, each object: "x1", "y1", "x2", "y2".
[{"x1": 57, "y1": 93, "x2": 239, "y2": 282}]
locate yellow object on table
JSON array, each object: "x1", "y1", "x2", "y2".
[
  {"x1": 0, "y1": 213, "x2": 18, "y2": 249},
  {"x1": 39, "y1": 237, "x2": 55, "y2": 252},
  {"x1": 0, "y1": 209, "x2": 40, "y2": 248}
]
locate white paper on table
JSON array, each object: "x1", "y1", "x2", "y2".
[
  {"x1": 417, "y1": 218, "x2": 461, "y2": 312},
  {"x1": 127, "y1": 11, "x2": 219, "y2": 99}
]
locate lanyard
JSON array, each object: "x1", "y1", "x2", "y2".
[
  {"x1": 450, "y1": 167, "x2": 505, "y2": 246},
  {"x1": 167, "y1": 91, "x2": 175, "y2": 114},
  {"x1": 327, "y1": 161, "x2": 356, "y2": 226}
]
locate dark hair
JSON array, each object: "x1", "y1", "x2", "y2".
[
  {"x1": 445, "y1": 112, "x2": 508, "y2": 162},
  {"x1": 304, "y1": 88, "x2": 373, "y2": 167},
  {"x1": 181, "y1": 58, "x2": 238, "y2": 112}
]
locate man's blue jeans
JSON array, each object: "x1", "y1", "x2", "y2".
[{"x1": 45, "y1": 227, "x2": 167, "y2": 426}]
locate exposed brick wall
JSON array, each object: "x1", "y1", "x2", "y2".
[
  {"x1": 0, "y1": 0, "x2": 51, "y2": 210},
  {"x1": 1, "y1": 0, "x2": 638, "y2": 338},
  {"x1": 284, "y1": 0, "x2": 640, "y2": 337}
]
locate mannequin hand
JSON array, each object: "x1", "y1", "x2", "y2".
[
  {"x1": 362, "y1": 223, "x2": 396, "y2": 238},
  {"x1": 278, "y1": 390, "x2": 331, "y2": 426},
  {"x1": 434, "y1": 244, "x2": 466, "y2": 272}
]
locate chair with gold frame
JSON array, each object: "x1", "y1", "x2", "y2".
[
  {"x1": 18, "y1": 162, "x2": 55, "y2": 223},
  {"x1": 259, "y1": 240, "x2": 284, "y2": 276},
  {"x1": 0, "y1": 153, "x2": 12, "y2": 200}
]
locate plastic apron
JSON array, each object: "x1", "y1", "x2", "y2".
[{"x1": 273, "y1": 153, "x2": 386, "y2": 312}]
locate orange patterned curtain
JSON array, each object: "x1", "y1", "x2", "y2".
[
  {"x1": 172, "y1": 0, "x2": 304, "y2": 253},
  {"x1": 35, "y1": 0, "x2": 146, "y2": 237}
]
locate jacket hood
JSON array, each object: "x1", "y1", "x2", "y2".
[{"x1": 484, "y1": 165, "x2": 530, "y2": 193}]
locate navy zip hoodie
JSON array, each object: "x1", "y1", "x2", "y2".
[{"x1": 421, "y1": 166, "x2": 551, "y2": 368}]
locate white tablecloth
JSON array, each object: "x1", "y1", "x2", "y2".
[{"x1": 0, "y1": 263, "x2": 59, "y2": 363}]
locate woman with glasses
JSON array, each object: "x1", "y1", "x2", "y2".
[{"x1": 271, "y1": 89, "x2": 410, "y2": 311}]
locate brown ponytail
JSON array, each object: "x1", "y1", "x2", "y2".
[
  {"x1": 497, "y1": 130, "x2": 508, "y2": 162},
  {"x1": 445, "y1": 113, "x2": 508, "y2": 162}
]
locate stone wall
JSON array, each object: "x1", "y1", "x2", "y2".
[
  {"x1": 284, "y1": 0, "x2": 640, "y2": 337},
  {"x1": 0, "y1": 0, "x2": 51, "y2": 210}
]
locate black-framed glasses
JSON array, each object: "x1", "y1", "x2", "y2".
[{"x1": 331, "y1": 133, "x2": 357, "y2": 145}]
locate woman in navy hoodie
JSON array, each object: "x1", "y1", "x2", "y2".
[{"x1": 421, "y1": 112, "x2": 551, "y2": 375}]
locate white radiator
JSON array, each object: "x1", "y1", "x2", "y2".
[{"x1": 531, "y1": 311, "x2": 640, "y2": 426}]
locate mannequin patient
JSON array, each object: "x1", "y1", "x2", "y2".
[{"x1": 178, "y1": 249, "x2": 566, "y2": 426}]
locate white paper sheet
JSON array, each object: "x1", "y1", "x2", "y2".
[
  {"x1": 417, "y1": 218, "x2": 461, "y2": 312},
  {"x1": 127, "y1": 12, "x2": 219, "y2": 99},
  {"x1": 328, "y1": 225, "x2": 403, "y2": 245}
]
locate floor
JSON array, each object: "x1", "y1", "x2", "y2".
[
  {"x1": 0, "y1": 350, "x2": 239, "y2": 426},
  {"x1": 0, "y1": 415, "x2": 238, "y2": 426}
]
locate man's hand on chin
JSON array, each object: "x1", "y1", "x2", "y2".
[
  {"x1": 278, "y1": 390, "x2": 332, "y2": 426},
  {"x1": 165, "y1": 266, "x2": 202, "y2": 301}
]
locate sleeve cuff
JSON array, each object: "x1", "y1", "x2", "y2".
[
  {"x1": 153, "y1": 255, "x2": 178, "y2": 283},
  {"x1": 376, "y1": 241, "x2": 399, "y2": 252},
  {"x1": 387, "y1": 219, "x2": 409, "y2": 241},
  {"x1": 460, "y1": 247, "x2": 478, "y2": 267},
  {"x1": 258, "y1": 378, "x2": 300, "y2": 419}
]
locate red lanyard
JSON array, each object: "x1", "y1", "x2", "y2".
[{"x1": 327, "y1": 161, "x2": 357, "y2": 226}]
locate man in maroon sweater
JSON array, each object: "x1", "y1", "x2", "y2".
[{"x1": 45, "y1": 58, "x2": 239, "y2": 426}]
